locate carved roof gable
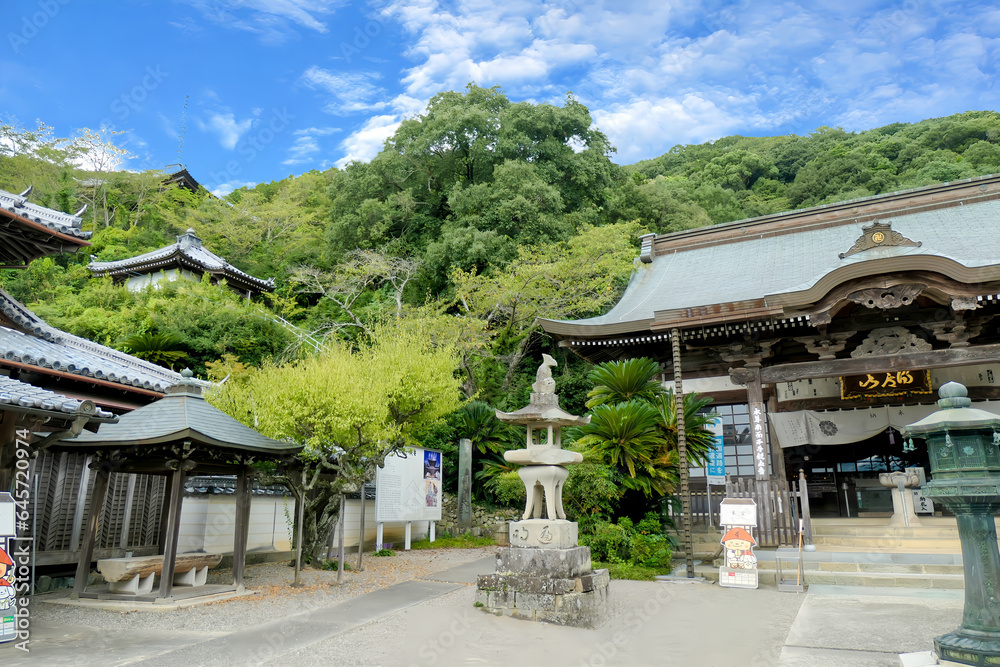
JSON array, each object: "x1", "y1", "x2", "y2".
[{"x1": 839, "y1": 221, "x2": 921, "y2": 259}]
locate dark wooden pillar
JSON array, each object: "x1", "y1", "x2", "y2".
[
  {"x1": 744, "y1": 363, "x2": 769, "y2": 482},
  {"x1": 157, "y1": 472, "x2": 174, "y2": 555},
  {"x1": 233, "y1": 465, "x2": 252, "y2": 589},
  {"x1": 158, "y1": 465, "x2": 185, "y2": 599},
  {"x1": 672, "y1": 328, "x2": 695, "y2": 579},
  {"x1": 0, "y1": 416, "x2": 17, "y2": 493},
  {"x1": 72, "y1": 461, "x2": 110, "y2": 598}
]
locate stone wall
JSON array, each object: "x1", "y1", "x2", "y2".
[{"x1": 438, "y1": 492, "x2": 519, "y2": 538}]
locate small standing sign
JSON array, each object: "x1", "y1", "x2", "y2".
[{"x1": 719, "y1": 498, "x2": 758, "y2": 589}]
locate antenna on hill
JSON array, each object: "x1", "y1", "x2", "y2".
[{"x1": 177, "y1": 94, "x2": 189, "y2": 167}]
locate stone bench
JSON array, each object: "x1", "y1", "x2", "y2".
[{"x1": 97, "y1": 553, "x2": 223, "y2": 595}]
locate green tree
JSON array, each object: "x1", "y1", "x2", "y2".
[
  {"x1": 573, "y1": 357, "x2": 717, "y2": 509},
  {"x1": 209, "y1": 321, "x2": 464, "y2": 561}
]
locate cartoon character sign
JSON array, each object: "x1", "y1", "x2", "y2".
[
  {"x1": 0, "y1": 546, "x2": 14, "y2": 611},
  {"x1": 721, "y1": 526, "x2": 757, "y2": 570}
]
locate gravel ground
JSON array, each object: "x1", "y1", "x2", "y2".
[{"x1": 33, "y1": 547, "x2": 495, "y2": 633}]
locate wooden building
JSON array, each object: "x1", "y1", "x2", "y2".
[
  {"x1": 541, "y1": 175, "x2": 1000, "y2": 522},
  {"x1": 88, "y1": 228, "x2": 275, "y2": 298},
  {"x1": 0, "y1": 187, "x2": 192, "y2": 568}
]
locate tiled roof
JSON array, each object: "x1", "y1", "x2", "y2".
[
  {"x1": 0, "y1": 288, "x2": 186, "y2": 393},
  {"x1": 0, "y1": 374, "x2": 116, "y2": 420},
  {"x1": 89, "y1": 229, "x2": 275, "y2": 293},
  {"x1": 65, "y1": 375, "x2": 301, "y2": 456},
  {"x1": 0, "y1": 187, "x2": 91, "y2": 240},
  {"x1": 542, "y1": 176, "x2": 1000, "y2": 337}
]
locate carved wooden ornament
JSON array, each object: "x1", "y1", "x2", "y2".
[{"x1": 839, "y1": 221, "x2": 922, "y2": 259}]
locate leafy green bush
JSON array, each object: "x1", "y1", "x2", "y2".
[
  {"x1": 581, "y1": 511, "x2": 673, "y2": 568},
  {"x1": 320, "y1": 559, "x2": 352, "y2": 571},
  {"x1": 373, "y1": 548, "x2": 395, "y2": 557}
]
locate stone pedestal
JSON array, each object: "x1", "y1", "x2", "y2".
[
  {"x1": 880, "y1": 471, "x2": 921, "y2": 527},
  {"x1": 509, "y1": 519, "x2": 578, "y2": 549},
  {"x1": 476, "y1": 546, "x2": 609, "y2": 628}
]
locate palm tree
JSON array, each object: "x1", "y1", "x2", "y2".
[
  {"x1": 120, "y1": 331, "x2": 188, "y2": 370},
  {"x1": 650, "y1": 390, "x2": 719, "y2": 469},
  {"x1": 574, "y1": 400, "x2": 677, "y2": 497},
  {"x1": 577, "y1": 357, "x2": 718, "y2": 498},
  {"x1": 585, "y1": 357, "x2": 664, "y2": 408}
]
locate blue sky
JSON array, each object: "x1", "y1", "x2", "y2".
[{"x1": 2, "y1": 1, "x2": 998, "y2": 195}]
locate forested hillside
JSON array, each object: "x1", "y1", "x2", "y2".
[{"x1": 3, "y1": 89, "x2": 999, "y2": 423}]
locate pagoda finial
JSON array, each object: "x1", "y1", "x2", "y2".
[{"x1": 532, "y1": 354, "x2": 557, "y2": 394}]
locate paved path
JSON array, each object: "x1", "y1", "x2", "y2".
[{"x1": 1, "y1": 557, "x2": 970, "y2": 666}]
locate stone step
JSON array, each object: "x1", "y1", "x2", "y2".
[
  {"x1": 683, "y1": 563, "x2": 964, "y2": 589},
  {"x1": 811, "y1": 535, "x2": 961, "y2": 551},
  {"x1": 810, "y1": 524, "x2": 961, "y2": 538},
  {"x1": 797, "y1": 571, "x2": 964, "y2": 589}
]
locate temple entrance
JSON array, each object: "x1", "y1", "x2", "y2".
[{"x1": 784, "y1": 429, "x2": 931, "y2": 518}]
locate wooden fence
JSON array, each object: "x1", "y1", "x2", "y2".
[{"x1": 724, "y1": 473, "x2": 813, "y2": 547}]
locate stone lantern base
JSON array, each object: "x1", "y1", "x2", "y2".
[
  {"x1": 475, "y1": 543, "x2": 610, "y2": 628},
  {"x1": 935, "y1": 633, "x2": 1000, "y2": 665}
]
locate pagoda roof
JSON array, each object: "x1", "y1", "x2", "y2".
[
  {"x1": 89, "y1": 229, "x2": 275, "y2": 294},
  {"x1": 0, "y1": 287, "x2": 188, "y2": 394},
  {"x1": 62, "y1": 373, "x2": 301, "y2": 457},
  {"x1": 0, "y1": 187, "x2": 91, "y2": 267},
  {"x1": 495, "y1": 393, "x2": 589, "y2": 426},
  {"x1": 542, "y1": 174, "x2": 1000, "y2": 340}
]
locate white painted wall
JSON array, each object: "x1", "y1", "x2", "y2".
[
  {"x1": 177, "y1": 495, "x2": 293, "y2": 554},
  {"x1": 175, "y1": 495, "x2": 429, "y2": 556},
  {"x1": 125, "y1": 268, "x2": 199, "y2": 292}
]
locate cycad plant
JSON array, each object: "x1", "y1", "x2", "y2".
[
  {"x1": 574, "y1": 357, "x2": 717, "y2": 499},
  {"x1": 120, "y1": 330, "x2": 188, "y2": 370}
]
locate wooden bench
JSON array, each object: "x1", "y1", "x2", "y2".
[{"x1": 97, "y1": 553, "x2": 223, "y2": 595}]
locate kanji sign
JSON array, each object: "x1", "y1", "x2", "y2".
[
  {"x1": 841, "y1": 370, "x2": 933, "y2": 400},
  {"x1": 706, "y1": 417, "x2": 725, "y2": 485}
]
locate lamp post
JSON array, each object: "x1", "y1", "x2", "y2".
[{"x1": 902, "y1": 381, "x2": 1000, "y2": 666}]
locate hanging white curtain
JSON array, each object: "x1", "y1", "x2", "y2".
[{"x1": 770, "y1": 401, "x2": 1000, "y2": 448}]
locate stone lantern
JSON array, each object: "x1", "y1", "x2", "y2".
[
  {"x1": 901, "y1": 381, "x2": 1000, "y2": 666},
  {"x1": 474, "y1": 354, "x2": 609, "y2": 627}
]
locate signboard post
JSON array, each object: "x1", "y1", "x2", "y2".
[
  {"x1": 719, "y1": 498, "x2": 759, "y2": 590},
  {"x1": 375, "y1": 447, "x2": 443, "y2": 549},
  {"x1": 705, "y1": 417, "x2": 725, "y2": 527},
  {"x1": 0, "y1": 492, "x2": 17, "y2": 645}
]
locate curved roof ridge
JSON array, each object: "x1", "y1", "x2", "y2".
[{"x1": 0, "y1": 187, "x2": 91, "y2": 240}]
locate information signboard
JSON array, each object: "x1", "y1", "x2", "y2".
[
  {"x1": 719, "y1": 498, "x2": 758, "y2": 590},
  {"x1": 706, "y1": 417, "x2": 725, "y2": 486},
  {"x1": 375, "y1": 448, "x2": 443, "y2": 523},
  {"x1": 0, "y1": 492, "x2": 17, "y2": 645}
]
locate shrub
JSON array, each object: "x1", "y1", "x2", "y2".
[
  {"x1": 320, "y1": 559, "x2": 352, "y2": 571},
  {"x1": 581, "y1": 511, "x2": 673, "y2": 569}
]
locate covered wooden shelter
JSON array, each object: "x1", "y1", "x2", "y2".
[{"x1": 58, "y1": 370, "x2": 301, "y2": 601}]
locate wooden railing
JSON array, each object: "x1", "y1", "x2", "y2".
[
  {"x1": 724, "y1": 472, "x2": 813, "y2": 547},
  {"x1": 671, "y1": 473, "x2": 813, "y2": 548}
]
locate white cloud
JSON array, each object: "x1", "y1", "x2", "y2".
[
  {"x1": 328, "y1": 0, "x2": 1000, "y2": 168},
  {"x1": 197, "y1": 112, "x2": 254, "y2": 150},
  {"x1": 179, "y1": 0, "x2": 341, "y2": 42},
  {"x1": 335, "y1": 114, "x2": 400, "y2": 168},
  {"x1": 211, "y1": 180, "x2": 257, "y2": 197},
  {"x1": 302, "y1": 67, "x2": 390, "y2": 115},
  {"x1": 283, "y1": 126, "x2": 342, "y2": 165}
]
